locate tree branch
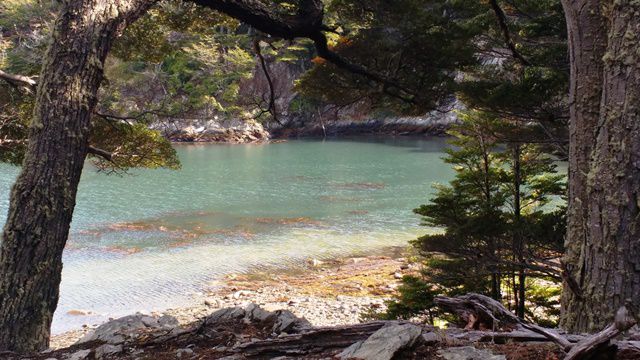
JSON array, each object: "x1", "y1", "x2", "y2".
[
  {"x1": 564, "y1": 306, "x2": 637, "y2": 360},
  {"x1": 0, "y1": 70, "x2": 37, "y2": 92},
  {"x1": 252, "y1": 38, "x2": 281, "y2": 125},
  {"x1": 87, "y1": 146, "x2": 113, "y2": 162},
  {"x1": 191, "y1": 0, "x2": 416, "y2": 104},
  {"x1": 488, "y1": 0, "x2": 531, "y2": 66}
]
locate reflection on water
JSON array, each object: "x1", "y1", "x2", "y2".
[{"x1": 0, "y1": 137, "x2": 453, "y2": 333}]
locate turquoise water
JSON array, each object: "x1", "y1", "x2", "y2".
[{"x1": 0, "y1": 137, "x2": 452, "y2": 333}]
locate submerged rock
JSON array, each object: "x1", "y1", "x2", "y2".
[{"x1": 339, "y1": 323, "x2": 422, "y2": 360}]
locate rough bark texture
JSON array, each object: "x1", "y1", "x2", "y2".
[
  {"x1": 561, "y1": 0, "x2": 640, "y2": 332},
  {"x1": 0, "y1": 0, "x2": 154, "y2": 352}
]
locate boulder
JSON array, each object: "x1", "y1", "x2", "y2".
[
  {"x1": 244, "y1": 303, "x2": 273, "y2": 323},
  {"x1": 77, "y1": 313, "x2": 179, "y2": 345},
  {"x1": 437, "y1": 346, "x2": 506, "y2": 360},
  {"x1": 339, "y1": 323, "x2": 422, "y2": 360},
  {"x1": 271, "y1": 310, "x2": 312, "y2": 334},
  {"x1": 205, "y1": 305, "x2": 310, "y2": 334},
  {"x1": 205, "y1": 307, "x2": 246, "y2": 325}
]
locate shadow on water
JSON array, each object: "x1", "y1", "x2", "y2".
[{"x1": 296, "y1": 135, "x2": 451, "y2": 153}]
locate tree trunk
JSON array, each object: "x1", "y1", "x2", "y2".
[
  {"x1": 561, "y1": 0, "x2": 640, "y2": 332},
  {"x1": 0, "y1": 0, "x2": 154, "y2": 352},
  {"x1": 511, "y1": 144, "x2": 526, "y2": 319}
]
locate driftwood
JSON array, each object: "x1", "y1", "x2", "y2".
[
  {"x1": 435, "y1": 293, "x2": 638, "y2": 360},
  {"x1": 564, "y1": 305, "x2": 637, "y2": 360},
  {"x1": 234, "y1": 321, "x2": 391, "y2": 357},
  {"x1": 435, "y1": 293, "x2": 573, "y2": 350}
]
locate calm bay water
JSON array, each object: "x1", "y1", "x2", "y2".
[{"x1": 0, "y1": 137, "x2": 452, "y2": 333}]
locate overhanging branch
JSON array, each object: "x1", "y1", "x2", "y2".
[
  {"x1": 87, "y1": 146, "x2": 113, "y2": 162},
  {"x1": 191, "y1": 0, "x2": 416, "y2": 104}
]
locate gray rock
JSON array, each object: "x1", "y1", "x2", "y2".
[
  {"x1": 158, "y1": 314, "x2": 179, "y2": 328},
  {"x1": 339, "y1": 323, "x2": 422, "y2": 360},
  {"x1": 437, "y1": 346, "x2": 506, "y2": 360},
  {"x1": 77, "y1": 313, "x2": 179, "y2": 345},
  {"x1": 422, "y1": 331, "x2": 445, "y2": 345},
  {"x1": 205, "y1": 307, "x2": 246, "y2": 324},
  {"x1": 65, "y1": 349, "x2": 91, "y2": 360},
  {"x1": 244, "y1": 304, "x2": 274, "y2": 323},
  {"x1": 271, "y1": 310, "x2": 312, "y2": 334},
  {"x1": 176, "y1": 348, "x2": 194, "y2": 358},
  {"x1": 95, "y1": 344, "x2": 123, "y2": 359}
]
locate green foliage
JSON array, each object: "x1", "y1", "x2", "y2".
[
  {"x1": 381, "y1": 275, "x2": 438, "y2": 321},
  {"x1": 89, "y1": 119, "x2": 180, "y2": 174},
  {"x1": 297, "y1": 0, "x2": 485, "y2": 114},
  {"x1": 1, "y1": 0, "x2": 255, "y2": 171},
  {"x1": 381, "y1": 112, "x2": 566, "y2": 324}
]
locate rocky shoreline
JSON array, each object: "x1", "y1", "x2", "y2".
[
  {"x1": 14, "y1": 253, "x2": 640, "y2": 359},
  {"x1": 271, "y1": 117, "x2": 454, "y2": 139},
  {"x1": 152, "y1": 116, "x2": 454, "y2": 144},
  {"x1": 50, "y1": 253, "x2": 411, "y2": 350}
]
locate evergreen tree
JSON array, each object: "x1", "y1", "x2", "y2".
[{"x1": 383, "y1": 112, "x2": 565, "y2": 323}]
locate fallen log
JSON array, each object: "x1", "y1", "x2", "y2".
[
  {"x1": 435, "y1": 293, "x2": 573, "y2": 350},
  {"x1": 435, "y1": 293, "x2": 639, "y2": 360},
  {"x1": 234, "y1": 321, "x2": 393, "y2": 357}
]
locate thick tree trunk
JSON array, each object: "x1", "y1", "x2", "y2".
[
  {"x1": 561, "y1": 0, "x2": 640, "y2": 332},
  {"x1": 0, "y1": 0, "x2": 153, "y2": 352}
]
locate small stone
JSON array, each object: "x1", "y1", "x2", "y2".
[
  {"x1": 393, "y1": 272, "x2": 403, "y2": 279},
  {"x1": 176, "y1": 348, "x2": 194, "y2": 358},
  {"x1": 67, "y1": 309, "x2": 91, "y2": 316}
]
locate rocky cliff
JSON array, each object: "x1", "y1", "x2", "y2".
[{"x1": 151, "y1": 55, "x2": 459, "y2": 143}]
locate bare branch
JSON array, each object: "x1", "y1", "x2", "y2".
[
  {"x1": 0, "y1": 70, "x2": 37, "y2": 92},
  {"x1": 488, "y1": 0, "x2": 532, "y2": 66},
  {"x1": 252, "y1": 38, "x2": 281, "y2": 125}
]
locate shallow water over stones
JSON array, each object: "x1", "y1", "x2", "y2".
[{"x1": 0, "y1": 137, "x2": 452, "y2": 333}]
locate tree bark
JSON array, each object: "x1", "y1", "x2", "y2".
[
  {"x1": 0, "y1": 0, "x2": 154, "y2": 352},
  {"x1": 561, "y1": 0, "x2": 640, "y2": 332}
]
